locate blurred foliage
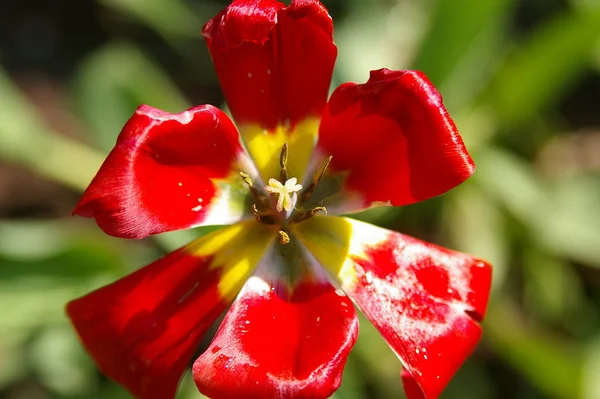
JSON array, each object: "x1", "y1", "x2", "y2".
[{"x1": 1, "y1": 0, "x2": 600, "y2": 398}]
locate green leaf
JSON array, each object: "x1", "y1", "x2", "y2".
[
  {"x1": 474, "y1": 150, "x2": 600, "y2": 267},
  {"x1": 472, "y1": 148, "x2": 545, "y2": 222},
  {"x1": 0, "y1": 67, "x2": 104, "y2": 191},
  {"x1": 443, "y1": 182, "x2": 509, "y2": 292},
  {"x1": 333, "y1": 353, "x2": 365, "y2": 399},
  {"x1": 334, "y1": 1, "x2": 426, "y2": 84},
  {"x1": 582, "y1": 337, "x2": 600, "y2": 399},
  {"x1": 413, "y1": 0, "x2": 516, "y2": 110},
  {"x1": 352, "y1": 314, "x2": 403, "y2": 398},
  {"x1": 0, "y1": 280, "x2": 106, "y2": 334},
  {"x1": 100, "y1": 0, "x2": 203, "y2": 42},
  {"x1": 29, "y1": 325, "x2": 98, "y2": 395},
  {"x1": 0, "y1": 333, "x2": 26, "y2": 389},
  {"x1": 523, "y1": 247, "x2": 586, "y2": 325},
  {"x1": 481, "y1": 7, "x2": 600, "y2": 125},
  {"x1": 0, "y1": 219, "x2": 138, "y2": 280},
  {"x1": 74, "y1": 42, "x2": 190, "y2": 151},
  {"x1": 486, "y1": 300, "x2": 583, "y2": 399},
  {"x1": 534, "y1": 175, "x2": 600, "y2": 267},
  {"x1": 176, "y1": 371, "x2": 209, "y2": 399}
]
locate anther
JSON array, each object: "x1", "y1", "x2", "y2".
[
  {"x1": 240, "y1": 172, "x2": 266, "y2": 202},
  {"x1": 300, "y1": 155, "x2": 332, "y2": 204},
  {"x1": 293, "y1": 205, "x2": 327, "y2": 223},
  {"x1": 280, "y1": 143, "x2": 289, "y2": 182},
  {"x1": 278, "y1": 230, "x2": 291, "y2": 245},
  {"x1": 252, "y1": 203, "x2": 261, "y2": 221},
  {"x1": 311, "y1": 206, "x2": 327, "y2": 216},
  {"x1": 240, "y1": 171, "x2": 253, "y2": 187},
  {"x1": 313, "y1": 155, "x2": 332, "y2": 186},
  {"x1": 252, "y1": 203, "x2": 276, "y2": 224}
]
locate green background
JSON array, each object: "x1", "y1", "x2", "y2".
[{"x1": 1, "y1": 0, "x2": 600, "y2": 398}]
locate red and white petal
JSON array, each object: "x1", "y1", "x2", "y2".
[
  {"x1": 317, "y1": 69, "x2": 474, "y2": 214},
  {"x1": 67, "y1": 221, "x2": 275, "y2": 399},
  {"x1": 294, "y1": 216, "x2": 491, "y2": 399},
  {"x1": 203, "y1": 0, "x2": 336, "y2": 130},
  {"x1": 73, "y1": 104, "x2": 251, "y2": 239},
  {"x1": 193, "y1": 274, "x2": 358, "y2": 399}
]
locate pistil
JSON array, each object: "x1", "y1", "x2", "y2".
[{"x1": 264, "y1": 177, "x2": 303, "y2": 212}]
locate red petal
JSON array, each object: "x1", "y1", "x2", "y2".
[
  {"x1": 74, "y1": 104, "x2": 246, "y2": 239},
  {"x1": 294, "y1": 216, "x2": 492, "y2": 399},
  {"x1": 203, "y1": 0, "x2": 336, "y2": 129},
  {"x1": 67, "y1": 250, "x2": 225, "y2": 399},
  {"x1": 67, "y1": 222, "x2": 276, "y2": 399},
  {"x1": 402, "y1": 369, "x2": 426, "y2": 399},
  {"x1": 193, "y1": 276, "x2": 358, "y2": 399},
  {"x1": 318, "y1": 69, "x2": 474, "y2": 212}
]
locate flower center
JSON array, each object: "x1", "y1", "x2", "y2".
[{"x1": 239, "y1": 143, "x2": 332, "y2": 245}]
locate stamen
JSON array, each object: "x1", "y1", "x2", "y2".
[{"x1": 265, "y1": 177, "x2": 303, "y2": 212}]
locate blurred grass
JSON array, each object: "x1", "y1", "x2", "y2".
[{"x1": 1, "y1": 0, "x2": 600, "y2": 398}]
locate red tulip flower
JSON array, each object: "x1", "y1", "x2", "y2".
[{"x1": 67, "y1": 1, "x2": 492, "y2": 398}]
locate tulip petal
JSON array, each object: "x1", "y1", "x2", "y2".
[
  {"x1": 316, "y1": 69, "x2": 475, "y2": 214},
  {"x1": 203, "y1": 0, "x2": 335, "y2": 129},
  {"x1": 74, "y1": 104, "x2": 253, "y2": 239},
  {"x1": 203, "y1": 0, "x2": 336, "y2": 181},
  {"x1": 193, "y1": 272, "x2": 358, "y2": 399},
  {"x1": 294, "y1": 216, "x2": 492, "y2": 399},
  {"x1": 66, "y1": 221, "x2": 275, "y2": 399},
  {"x1": 402, "y1": 369, "x2": 426, "y2": 399}
]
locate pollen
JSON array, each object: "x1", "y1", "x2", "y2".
[{"x1": 265, "y1": 177, "x2": 303, "y2": 212}]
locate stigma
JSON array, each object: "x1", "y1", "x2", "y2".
[{"x1": 265, "y1": 177, "x2": 303, "y2": 212}]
